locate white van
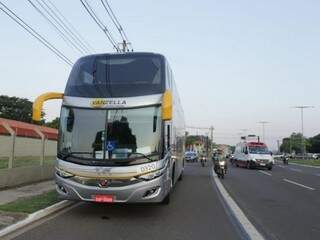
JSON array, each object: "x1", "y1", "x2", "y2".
[{"x1": 234, "y1": 141, "x2": 274, "y2": 170}]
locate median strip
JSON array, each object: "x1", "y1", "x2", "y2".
[
  {"x1": 0, "y1": 190, "x2": 73, "y2": 238},
  {"x1": 283, "y1": 179, "x2": 315, "y2": 191}
]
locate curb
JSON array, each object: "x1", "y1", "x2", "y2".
[
  {"x1": 275, "y1": 160, "x2": 320, "y2": 169},
  {"x1": 288, "y1": 162, "x2": 320, "y2": 169},
  {"x1": 0, "y1": 200, "x2": 72, "y2": 238},
  {"x1": 212, "y1": 169, "x2": 265, "y2": 240}
]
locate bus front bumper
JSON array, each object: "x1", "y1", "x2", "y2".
[{"x1": 55, "y1": 173, "x2": 171, "y2": 203}]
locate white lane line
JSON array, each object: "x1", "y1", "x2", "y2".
[
  {"x1": 283, "y1": 179, "x2": 315, "y2": 191},
  {"x1": 258, "y1": 170, "x2": 272, "y2": 176},
  {"x1": 277, "y1": 165, "x2": 284, "y2": 168},
  {"x1": 212, "y1": 169, "x2": 265, "y2": 240},
  {"x1": 289, "y1": 168, "x2": 302, "y2": 172}
]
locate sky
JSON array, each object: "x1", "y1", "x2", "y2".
[{"x1": 1, "y1": 0, "x2": 319, "y2": 149}]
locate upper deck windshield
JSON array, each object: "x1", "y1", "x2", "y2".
[
  {"x1": 58, "y1": 106, "x2": 162, "y2": 166},
  {"x1": 249, "y1": 145, "x2": 270, "y2": 154},
  {"x1": 65, "y1": 54, "x2": 165, "y2": 98}
]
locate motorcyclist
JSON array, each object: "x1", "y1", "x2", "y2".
[{"x1": 213, "y1": 150, "x2": 227, "y2": 174}]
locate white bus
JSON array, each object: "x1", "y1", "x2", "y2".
[{"x1": 33, "y1": 52, "x2": 185, "y2": 204}]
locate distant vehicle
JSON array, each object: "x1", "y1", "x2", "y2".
[
  {"x1": 281, "y1": 154, "x2": 290, "y2": 165},
  {"x1": 185, "y1": 151, "x2": 198, "y2": 162},
  {"x1": 234, "y1": 141, "x2": 274, "y2": 170},
  {"x1": 200, "y1": 155, "x2": 207, "y2": 167},
  {"x1": 312, "y1": 153, "x2": 319, "y2": 159}
]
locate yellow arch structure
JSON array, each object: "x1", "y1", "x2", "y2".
[{"x1": 33, "y1": 92, "x2": 64, "y2": 121}]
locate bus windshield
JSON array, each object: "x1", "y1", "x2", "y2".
[
  {"x1": 249, "y1": 146, "x2": 270, "y2": 154},
  {"x1": 58, "y1": 106, "x2": 162, "y2": 165}
]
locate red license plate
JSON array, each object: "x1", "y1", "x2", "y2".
[{"x1": 93, "y1": 195, "x2": 114, "y2": 203}]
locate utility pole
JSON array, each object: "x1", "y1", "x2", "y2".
[
  {"x1": 210, "y1": 126, "x2": 214, "y2": 154},
  {"x1": 292, "y1": 106, "x2": 314, "y2": 157},
  {"x1": 257, "y1": 121, "x2": 269, "y2": 142}
]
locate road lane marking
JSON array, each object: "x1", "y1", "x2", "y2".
[
  {"x1": 277, "y1": 165, "x2": 284, "y2": 168},
  {"x1": 283, "y1": 179, "x2": 315, "y2": 191},
  {"x1": 258, "y1": 170, "x2": 272, "y2": 176},
  {"x1": 212, "y1": 169, "x2": 265, "y2": 240},
  {"x1": 289, "y1": 168, "x2": 302, "y2": 172},
  {"x1": 315, "y1": 173, "x2": 320, "y2": 177}
]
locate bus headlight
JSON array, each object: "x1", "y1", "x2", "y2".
[
  {"x1": 56, "y1": 168, "x2": 74, "y2": 178},
  {"x1": 138, "y1": 160, "x2": 170, "y2": 181},
  {"x1": 138, "y1": 167, "x2": 166, "y2": 181}
]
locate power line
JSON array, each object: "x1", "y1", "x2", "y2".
[
  {"x1": 27, "y1": 0, "x2": 87, "y2": 55},
  {"x1": 80, "y1": 0, "x2": 120, "y2": 52},
  {"x1": 0, "y1": 1, "x2": 73, "y2": 66},
  {"x1": 42, "y1": 0, "x2": 94, "y2": 53},
  {"x1": 100, "y1": 0, "x2": 132, "y2": 51}
]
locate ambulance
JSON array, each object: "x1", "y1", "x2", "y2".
[{"x1": 234, "y1": 138, "x2": 274, "y2": 170}]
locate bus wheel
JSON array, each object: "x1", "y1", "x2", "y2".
[
  {"x1": 162, "y1": 192, "x2": 170, "y2": 205},
  {"x1": 178, "y1": 172, "x2": 183, "y2": 181}
]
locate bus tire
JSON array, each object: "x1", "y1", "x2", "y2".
[
  {"x1": 162, "y1": 192, "x2": 170, "y2": 205},
  {"x1": 178, "y1": 172, "x2": 183, "y2": 181}
]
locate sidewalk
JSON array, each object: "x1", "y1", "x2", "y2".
[
  {"x1": 0, "y1": 180, "x2": 55, "y2": 230},
  {"x1": 0, "y1": 180, "x2": 55, "y2": 205}
]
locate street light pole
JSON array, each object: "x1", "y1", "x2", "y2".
[
  {"x1": 293, "y1": 106, "x2": 314, "y2": 156},
  {"x1": 257, "y1": 121, "x2": 269, "y2": 142}
]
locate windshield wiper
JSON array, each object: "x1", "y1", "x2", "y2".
[
  {"x1": 57, "y1": 151, "x2": 91, "y2": 160},
  {"x1": 128, "y1": 152, "x2": 155, "y2": 161}
]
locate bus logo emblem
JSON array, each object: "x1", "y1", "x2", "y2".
[{"x1": 99, "y1": 179, "x2": 109, "y2": 188}]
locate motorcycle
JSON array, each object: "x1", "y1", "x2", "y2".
[
  {"x1": 216, "y1": 160, "x2": 227, "y2": 179},
  {"x1": 200, "y1": 156, "x2": 207, "y2": 167},
  {"x1": 282, "y1": 156, "x2": 289, "y2": 165}
]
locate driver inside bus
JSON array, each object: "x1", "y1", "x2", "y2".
[{"x1": 92, "y1": 116, "x2": 137, "y2": 157}]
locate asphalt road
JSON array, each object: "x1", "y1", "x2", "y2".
[
  {"x1": 221, "y1": 161, "x2": 320, "y2": 240},
  {"x1": 11, "y1": 162, "x2": 243, "y2": 240}
]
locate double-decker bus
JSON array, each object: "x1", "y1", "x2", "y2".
[{"x1": 33, "y1": 52, "x2": 185, "y2": 204}]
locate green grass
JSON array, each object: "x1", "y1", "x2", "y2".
[
  {"x1": 0, "y1": 190, "x2": 59, "y2": 214},
  {"x1": 290, "y1": 158, "x2": 320, "y2": 167},
  {"x1": 0, "y1": 156, "x2": 55, "y2": 169}
]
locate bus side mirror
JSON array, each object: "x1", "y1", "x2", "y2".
[
  {"x1": 33, "y1": 92, "x2": 64, "y2": 121},
  {"x1": 162, "y1": 90, "x2": 172, "y2": 121}
]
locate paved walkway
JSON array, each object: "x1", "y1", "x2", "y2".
[
  {"x1": 0, "y1": 180, "x2": 55, "y2": 205},
  {"x1": 0, "y1": 180, "x2": 55, "y2": 230}
]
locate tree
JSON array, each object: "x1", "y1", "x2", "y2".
[
  {"x1": 0, "y1": 95, "x2": 45, "y2": 123},
  {"x1": 307, "y1": 134, "x2": 320, "y2": 153},
  {"x1": 280, "y1": 132, "x2": 311, "y2": 154},
  {"x1": 45, "y1": 117, "x2": 59, "y2": 129}
]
